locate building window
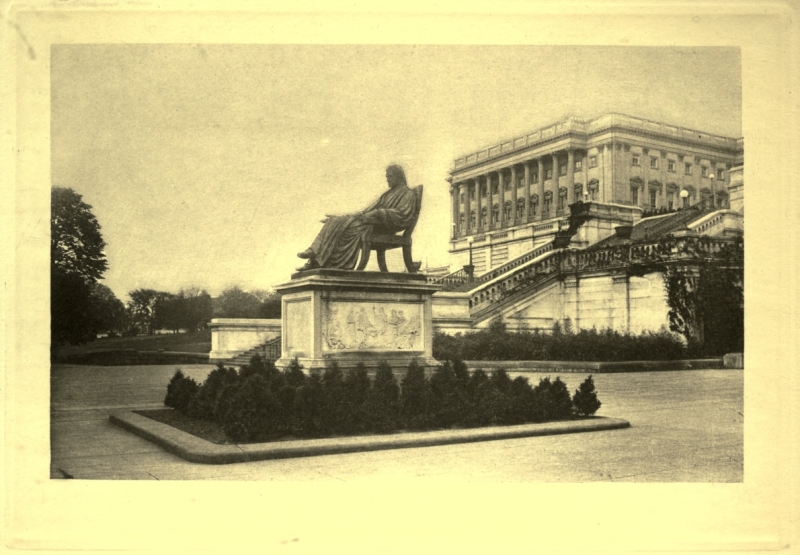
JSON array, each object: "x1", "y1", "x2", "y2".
[
  {"x1": 532, "y1": 171, "x2": 539, "y2": 183},
  {"x1": 717, "y1": 168, "x2": 724, "y2": 180},
  {"x1": 459, "y1": 213, "x2": 465, "y2": 229},
  {"x1": 469, "y1": 211, "x2": 476, "y2": 229},
  {"x1": 460, "y1": 193, "x2": 465, "y2": 204},
  {"x1": 650, "y1": 157, "x2": 658, "y2": 169},
  {"x1": 574, "y1": 159, "x2": 583, "y2": 171},
  {"x1": 503, "y1": 201, "x2": 513, "y2": 222},
  {"x1": 701, "y1": 166, "x2": 708, "y2": 178},
  {"x1": 516, "y1": 174, "x2": 524, "y2": 188},
  {"x1": 492, "y1": 180, "x2": 498, "y2": 195},
  {"x1": 559, "y1": 164, "x2": 567, "y2": 176},
  {"x1": 469, "y1": 187, "x2": 475, "y2": 201},
  {"x1": 543, "y1": 198, "x2": 551, "y2": 217},
  {"x1": 667, "y1": 192, "x2": 674, "y2": 210},
  {"x1": 589, "y1": 188, "x2": 597, "y2": 201},
  {"x1": 632, "y1": 155, "x2": 640, "y2": 166},
  {"x1": 480, "y1": 207, "x2": 488, "y2": 227},
  {"x1": 557, "y1": 193, "x2": 566, "y2": 211},
  {"x1": 649, "y1": 189, "x2": 657, "y2": 208},
  {"x1": 516, "y1": 198, "x2": 525, "y2": 219},
  {"x1": 491, "y1": 204, "x2": 499, "y2": 224},
  {"x1": 480, "y1": 184, "x2": 487, "y2": 197},
  {"x1": 685, "y1": 163, "x2": 692, "y2": 175},
  {"x1": 503, "y1": 176, "x2": 512, "y2": 191},
  {"x1": 546, "y1": 168, "x2": 553, "y2": 180},
  {"x1": 530, "y1": 199, "x2": 538, "y2": 217},
  {"x1": 589, "y1": 156, "x2": 597, "y2": 168},
  {"x1": 631, "y1": 187, "x2": 639, "y2": 205},
  {"x1": 668, "y1": 160, "x2": 675, "y2": 172}
]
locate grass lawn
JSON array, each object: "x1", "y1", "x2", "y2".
[{"x1": 54, "y1": 330, "x2": 212, "y2": 358}]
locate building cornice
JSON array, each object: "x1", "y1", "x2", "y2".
[{"x1": 450, "y1": 114, "x2": 743, "y2": 176}]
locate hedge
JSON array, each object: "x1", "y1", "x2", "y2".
[
  {"x1": 433, "y1": 319, "x2": 688, "y2": 362},
  {"x1": 164, "y1": 356, "x2": 602, "y2": 443}
]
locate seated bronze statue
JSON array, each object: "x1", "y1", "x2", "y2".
[{"x1": 297, "y1": 164, "x2": 423, "y2": 273}]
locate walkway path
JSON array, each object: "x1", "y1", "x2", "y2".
[{"x1": 50, "y1": 364, "x2": 743, "y2": 481}]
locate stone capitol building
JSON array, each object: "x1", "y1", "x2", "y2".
[{"x1": 431, "y1": 113, "x2": 744, "y2": 335}]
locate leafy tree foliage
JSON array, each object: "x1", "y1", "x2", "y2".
[
  {"x1": 51, "y1": 187, "x2": 108, "y2": 281},
  {"x1": 663, "y1": 238, "x2": 744, "y2": 355},
  {"x1": 214, "y1": 286, "x2": 263, "y2": 318},
  {"x1": 127, "y1": 288, "x2": 171, "y2": 335},
  {"x1": 51, "y1": 187, "x2": 110, "y2": 346},
  {"x1": 90, "y1": 283, "x2": 127, "y2": 336}
]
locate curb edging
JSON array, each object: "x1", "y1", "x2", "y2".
[{"x1": 110, "y1": 411, "x2": 631, "y2": 465}]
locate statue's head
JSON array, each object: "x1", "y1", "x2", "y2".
[{"x1": 385, "y1": 164, "x2": 407, "y2": 188}]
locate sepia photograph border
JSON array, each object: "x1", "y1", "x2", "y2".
[{"x1": 2, "y1": 1, "x2": 798, "y2": 553}]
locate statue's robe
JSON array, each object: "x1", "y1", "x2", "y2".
[{"x1": 310, "y1": 183, "x2": 417, "y2": 270}]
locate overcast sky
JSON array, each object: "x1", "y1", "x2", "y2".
[{"x1": 51, "y1": 45, "x2": 741, "y2": 301}]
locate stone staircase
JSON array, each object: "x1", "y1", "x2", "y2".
[{"x1": 225, "y1": 336, "x2": 282, "y2": 367}]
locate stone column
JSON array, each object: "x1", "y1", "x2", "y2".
[
  {"x1": 476, "y1": 174, "x2": 482, "y2": 230},
  {"x1": 538, "y1": 157, "x2": 546, "y2": 220},
  {"x1": 499, "y1": 169, "x2": 506, "y2": 228},
  {"x1": 552, "y1": 152, "x2": 560, "y2": 214},
  {"x1": 523, "y1": 162, "x2": 531, "y2": 222},
  {"x1": 510, "y1": 165, "x2": 518, "y2": 225},
  {"x1": 463, "y1": 181, "x2": 471, "y2": 235},
  {"x1": 566, "y1": 149, "x2": 575, "y2": 205},
  {"x1": 710, "y1": 162, "x2": 717, "y2": 206},
  {"x1": 450, "y1": 183, "x2": 459, "y2": 238}
]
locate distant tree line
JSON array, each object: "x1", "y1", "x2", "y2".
[{"x1": 51, "y1": 186, "x2": 281, "y2": 349}]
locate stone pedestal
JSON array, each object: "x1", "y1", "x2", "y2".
[{"x1": 274, "y1": 269, "x2": 441, "y2": 372}]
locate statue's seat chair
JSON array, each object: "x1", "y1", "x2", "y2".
[{"x1": 357, "y1": 185, "x2": 423, "y2": 273}]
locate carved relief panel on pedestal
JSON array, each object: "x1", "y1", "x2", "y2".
[{"x1": 322, "y1": 301, "x2": 423, "y2": 351}]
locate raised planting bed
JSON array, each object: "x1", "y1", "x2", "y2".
[{"x1": 111, "y1": 409, "x2": 630, "y2": 464}]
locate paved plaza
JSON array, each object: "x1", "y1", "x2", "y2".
[{"x1": 50, "y1": 364, "x2": 743, "y2": 481}]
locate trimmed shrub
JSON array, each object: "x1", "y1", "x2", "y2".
[
  {"x1": 573, "y1": 375, "x2": 602, "y2": 416},
  {"x1": 340, "y1": 363, "x2": 371, "y2": 434},
  {"x1": 400, "y1": 360, "x2": 434, "y2": 430},
  {"x1": 507, "y1": 376, "x2": 536, "y2": 424},
  {"x1": 295, "y1": 369, "x2": 325, "y2": 437},
  {"x1": 365, "y1": 362, "x2": 400, "y2": 433},
  {"x1": 489, "y1": 369, "x2": 513, "y2": 395},
  {"x1": 240, "y1": 354, "x2": 281, "y2": 383},
  {"x1": 164, "y1": 370, "x2": 199, "y2": 414},
  {"x1": 219, "y1": 374, "x2": 280, "y2": 442},
  {"x1": 321, "y1": 362, "x2": 348, "y2": 434},
  {"x1": 284, "y1": 358, "x2": 307, "y2": 387},
  {"x1": 531, "y1": 377, "x2": 573, "y2": 422},
  {"x1": 187, "y1": 364, "x2": 239, "y2": 421}
]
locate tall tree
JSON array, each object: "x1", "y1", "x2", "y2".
[
  {"x1": 90, "y1": 283, "x2": 127, "y2": 336},
  {"x1": 179, "y1": 287, "x2": 213, "y2": 331},
  {"x1": 127, "y1": 288, "x2": 170, "y2": 335},
  {"x1": 215, "y1": 286, "x2": 262, "y2": 318},
  {"x1": 51, "y1": 187, "x2": 109, "y2": 346}
]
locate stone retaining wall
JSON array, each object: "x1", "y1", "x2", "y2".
[{"x1": 464, "y1": 358, "x2": 725, "y2": 373}]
